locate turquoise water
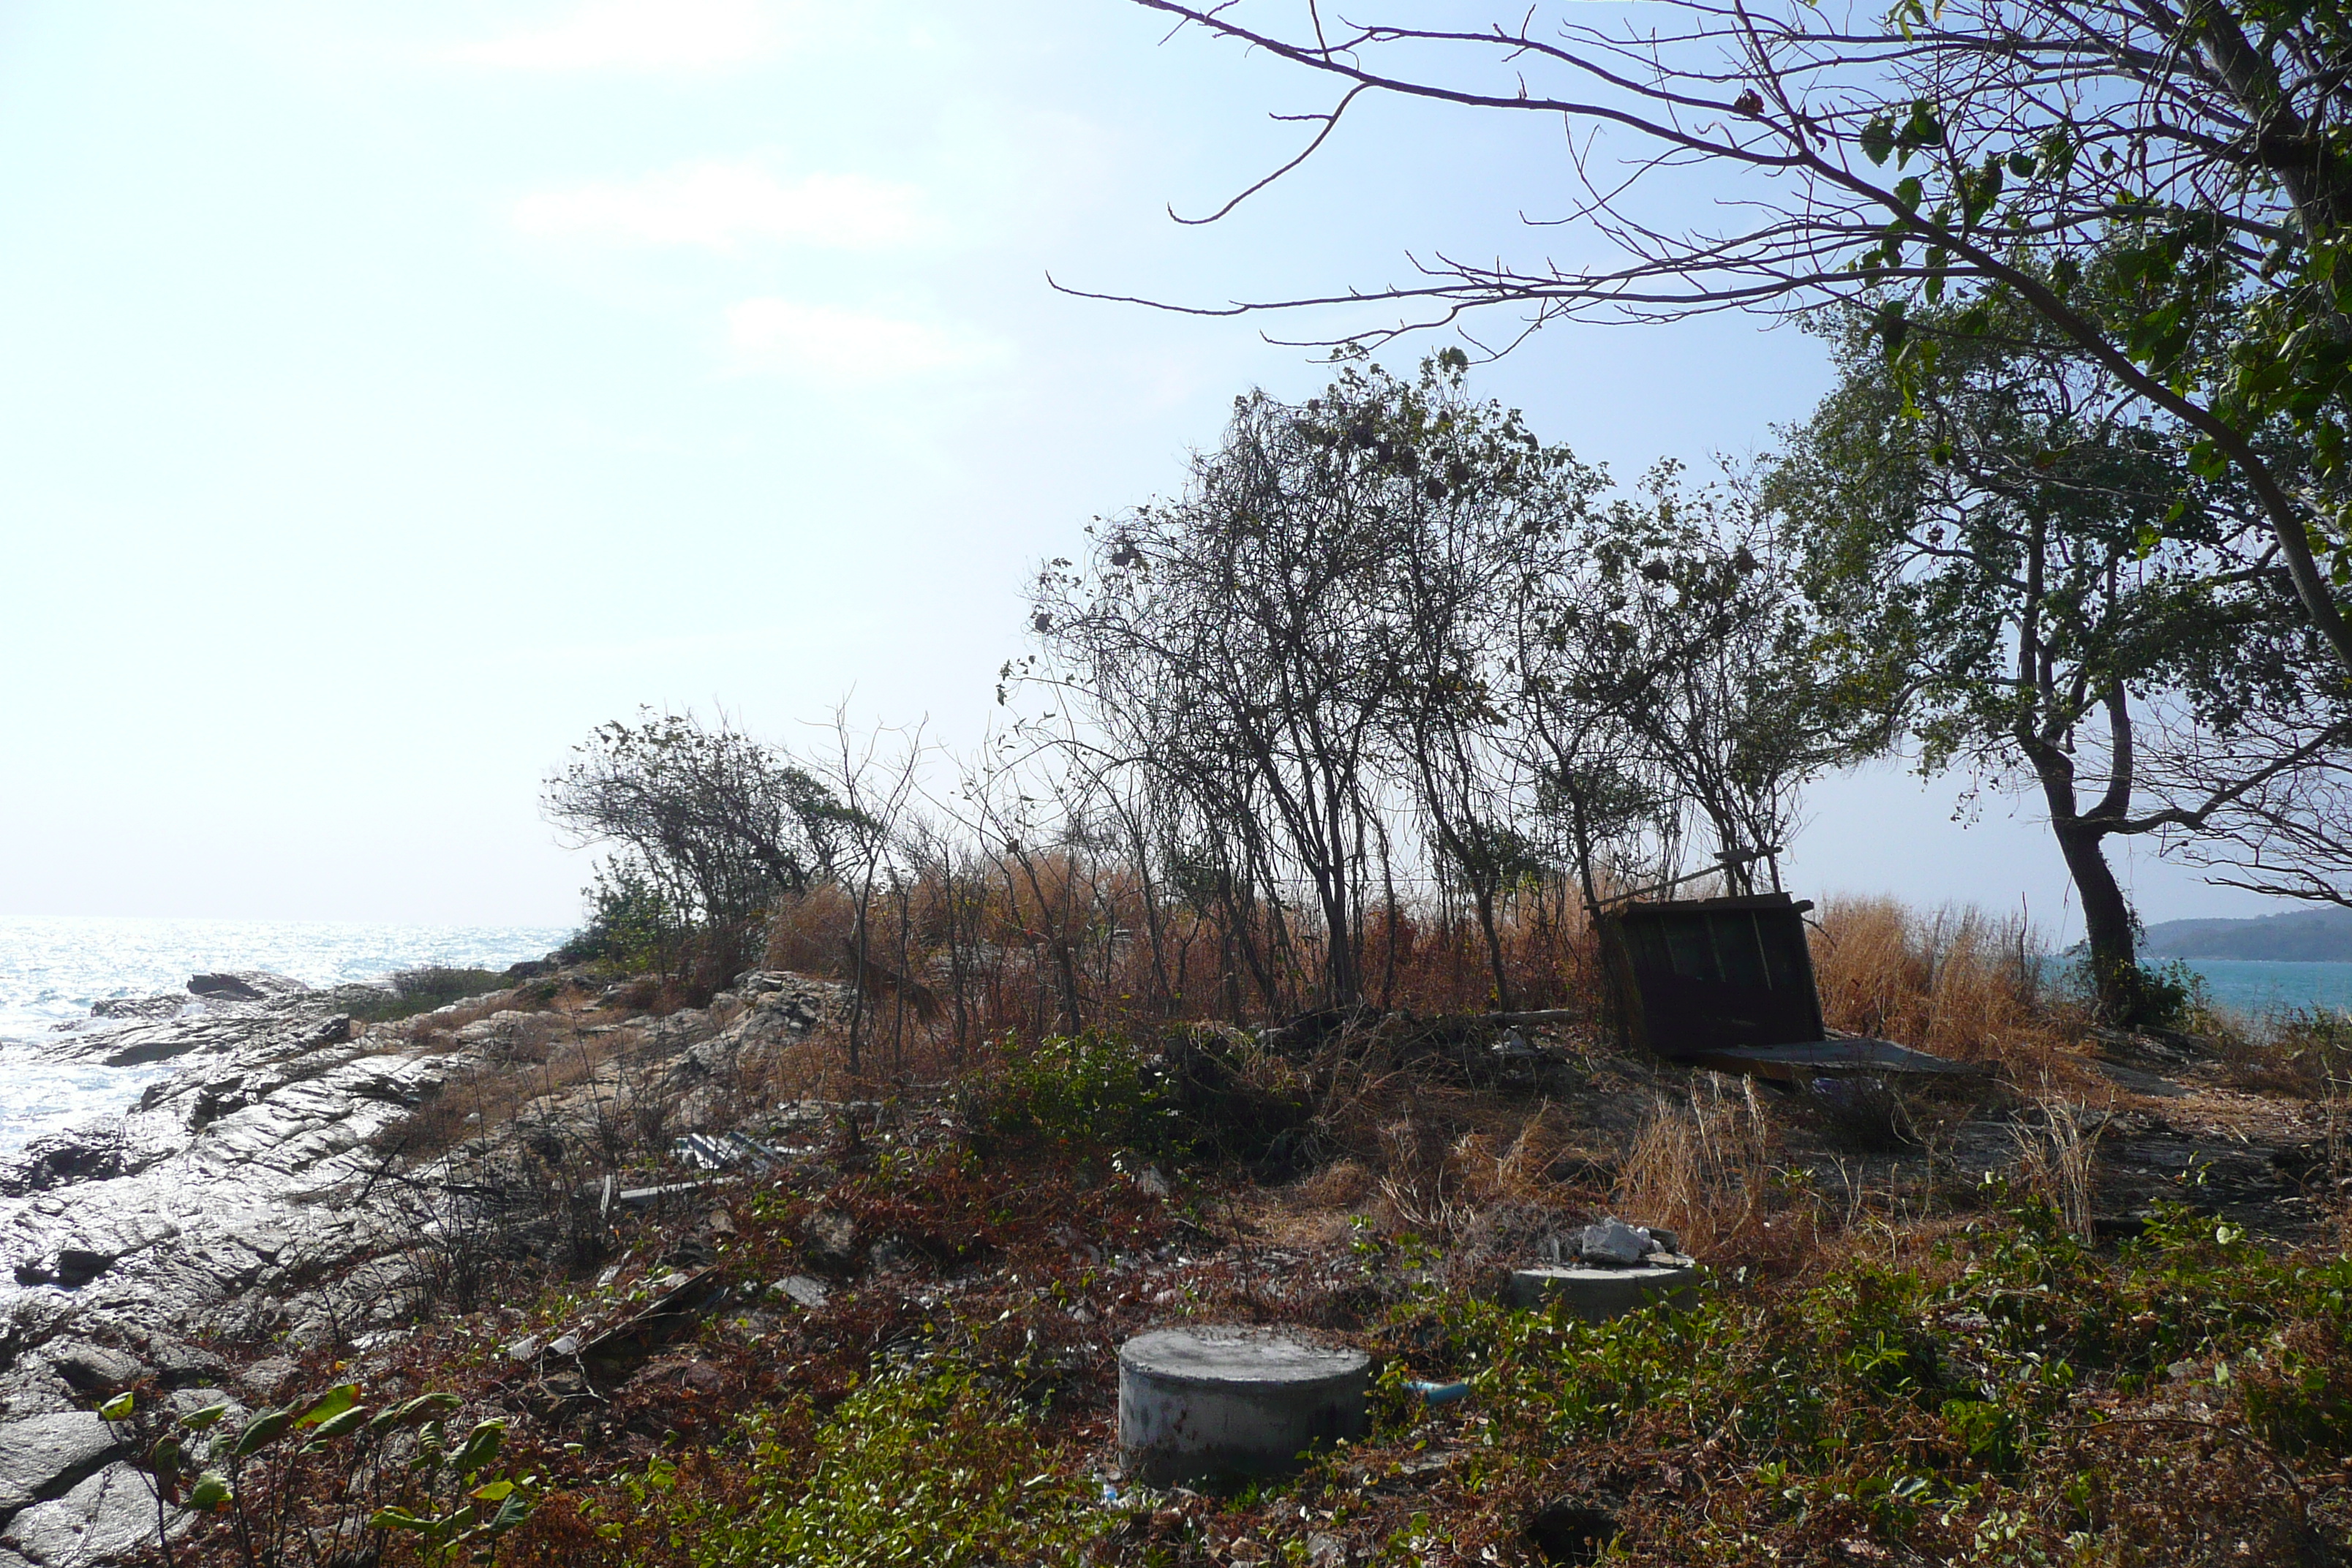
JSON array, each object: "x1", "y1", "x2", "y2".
[{"x1": 2175, "y1": 959, "x2": 2352, "y2": 1019}]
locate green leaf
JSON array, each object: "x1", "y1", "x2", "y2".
[
  {"x1": 233, "y1": 1408, "x2": 296, "y2": 1458},
  {"x1": 1894, "y1": 176, "x2": 1923, "y2": 210},
  {"x1": 148, "y1": 1436, "x2": 182, "y2": 1474},
  {"x1": 97, "y1": 1392, "x2": 134, "y2": 1422},
  {"x1": 483, "y1": 1489, "x2": 535, "y2": 1536},
  {"x1": 1859, "y1": 116, "x2": 1896, "y2": 166},
  {"x1": 2008, "y1": 151, "x2": 2036, "y2": 179},
  {"x1": 178, "y1": 1403, "x2": 230, "y2": 1431},
  {"x1": 187, "y1": 1473, "x2": 233, "y2": 1513},
  {"x1": 295, "y1": 1384, "x2": 358, "y2": 1428},
  {"x1": 470, "y1": 1480, "x2": 515, "y2": 1504},
  {"x1": 448, "y1": 1419, "x2": 507, "y2": 1477},
  {"x1": 1900, "y1": 99, "x2": 1943, "y2": 148},
  {"x1": 369, "y1": 1507, "x2": 436, "y2": 1534},
  {"x1": 369, "y1": 1392, "x2": 461, "y2": 1433},
  {"x1": 301, "y1": 1405, "x2": 371, "y2": 1447}
]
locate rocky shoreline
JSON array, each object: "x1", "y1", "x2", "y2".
[{"x1": 0, "y1": 965, "x2": 841, "y2": 1567}]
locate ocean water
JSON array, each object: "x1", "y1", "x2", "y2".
[
  {"x1": 0, "y1": 916, "x2": 570, "y2": 1153},
  {"x1": 2176, "y1": 958, "x2": 2352, "y2": 1019}
]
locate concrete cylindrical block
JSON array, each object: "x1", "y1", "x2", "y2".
[
  {"x1": 1507, "y1": 1257, "x2": 1698, "y2": 1320},
  {"x1": 1117, "y1": 1327, "x2": 1369, "y2": 1487}
]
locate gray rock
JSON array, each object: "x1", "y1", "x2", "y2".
[
  {"x1": 774, "y1": 1275, "x2": 829, "y2": 1308},
  {"x1": 146, "y1": 1346, "x2": 224, "y2": 1390},
  {"x1": 86, "y1": 998, "x2": 185, "y2": 1025},
  {"x1": 1577, "y1": 1217, "x2": 1653, "y2": 1267},
  {"x1": 37, "y1": 1352, "x2": 136, "y2": 1399},
  {"x1": 0, "y1": 1414, "x2": 121, "y2": 1518},
  {"x1": 12, "y1": 1255, "x2": 113, "y2": 1293},
  {"x1": 800, "y1": 1208, "x2": 857, "y2": 1265},
  {"x1": 4, "y1": 1462, "x2": 183, "y2": 1566},
  {"x1": 186, "y1": 973, "x2": 306, "y2": 1003},
  {"x1": 236, "y1": 1359, "x2": 298, "y2": 1403}
]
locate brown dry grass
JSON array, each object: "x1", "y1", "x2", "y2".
[
  {"x1": 1809, "y1": 894, "x2": 2073, "y2": 1077},
  {"x1": 758, "y1": 859, "x2": 1605, "y2": 1054},
  {"x1": 1610, "y1": 1074, "x2": 1814, "y2": 1263}
]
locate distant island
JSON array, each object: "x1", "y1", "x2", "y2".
[{"x1": 2141, "y1": 905, "x2": 2352, "y2": 962}]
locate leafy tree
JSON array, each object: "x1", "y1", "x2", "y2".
[
  {"x1": 1105, "y1": 0, "x2": 2352, "y2": 679},
  {"x1": 1770, "y1": 293, "x2": 2333, "y2": 1017},
  {"x1": 543, "y1": 709, "x2": 856, "y2": 938},
  {"x1": 1033, "y1": 358, "x2": 1865, "y2": 1010}
]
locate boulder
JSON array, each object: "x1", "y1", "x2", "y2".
[
  {"x1": 185, "y1": 973, "x2": 306, "y2": 1003},
  {"x1": 37, "y1": 1350, "x2": 136, "y2": 1399}
]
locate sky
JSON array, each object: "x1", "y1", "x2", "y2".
[{"x1": 0, "y1": 0, "x2": 2291, "y2": 938}]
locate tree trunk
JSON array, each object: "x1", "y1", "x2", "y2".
[
  {"x1": 2053, "y1": 816, "x2": 2139, "y2": 1022},
  {"x1": 2029, "y1": 743, "x2": 2140, "y2": 1022}
]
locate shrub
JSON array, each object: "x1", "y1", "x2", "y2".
[
  {"x1": 121, "y1": 1382, "x2": 536, "y2": 1568},
  {"x1": 603, "y1": 1366, "x2": 1101, "y2": 1568},
  {"x1": 955, "y1": 1031, "x2": 1183, "y2": 1162},
  {"x1": 954, "y1": 1029, "x2": 1311, "y2": 1169},
  {"x1": 554, "y1": 864, "x2": 676, "y2": 972},
  {"x1": 2085, "y1": 954, "x2": 2209, "y2": 1031},
  {"x1": 344, "y1": 967, "x2": 509, "y2": 1025},
  {"x1": 1358, "y1": 1195, "x2": 2347, "y2": 1563}
]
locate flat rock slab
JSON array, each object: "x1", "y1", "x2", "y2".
[
  {"x1": 4, "y1": 1463, "x2": 182, "y2": 1567},
  {"x1": 1507, "y1": 1258, "x2": 1699, "y2": 1320},
  {"x1": 0, "y1": 1415, "x2": 121, "y2": 1519},
  {"x1": 1119, "y1": 1327, "x2": 1368, "y2": 1487}
]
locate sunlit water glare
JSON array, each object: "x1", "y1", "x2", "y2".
[{"x1": 0, "y1": 916, "x2": 568, "y2": 1153}]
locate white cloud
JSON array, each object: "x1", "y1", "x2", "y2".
[
  {"x1": 451, "y1": 0, "x2": 776, "y2": 72},
  {"x1": 725, "y1": 299, "x2": 1005, "y2": 380},
  {"x1": 515, "y1": 165, "x2": 924, "y2": 251}
]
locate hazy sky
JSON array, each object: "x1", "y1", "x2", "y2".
[{"x1": 0, "y1": 0, "x2": 2285, "y2": 936}]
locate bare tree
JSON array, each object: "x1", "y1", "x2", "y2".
[
  {"x1": 813, "y1": 709, "x2": 927, "y2": 1075},
  {"x1": 2141, "y1": 669, "x2": 2352, "y2": 907},
  {"x1": 1031, "y1": 374, "x2": 1415, "y2": 1006},
  {"x1": 1096, "y1": 0, "x2": 2352, "y2": 678}
]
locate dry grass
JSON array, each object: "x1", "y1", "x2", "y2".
[
  {"x1": 757, "y1": 859, "x2": 1606, "y2": 1057},
  {"x1": 2011, "y1": 1084, "x2": 2105, "y2": 1241},
  {"x1": 1810, "y1": 894, "x2": 2070, "y2": 1077},
  {"x1": 1611, "y1": 1077, "x2": 1787, "y2": 1259}
]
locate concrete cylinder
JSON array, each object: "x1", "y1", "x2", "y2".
[
  {"x1": 1506, "y1": 1257, "x2": 1698, "y2": 1320},
  {"x1": 1117, "y1": 1327, "x2": 1369, "y2": 1487}
]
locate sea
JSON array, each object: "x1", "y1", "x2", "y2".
[
  {"x1": 0, "y1": 916, "x2": 570, "y2": 1154},
  {"x1": 2174, "y1": 958, "x2": 2352, "y2": 1019}
]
